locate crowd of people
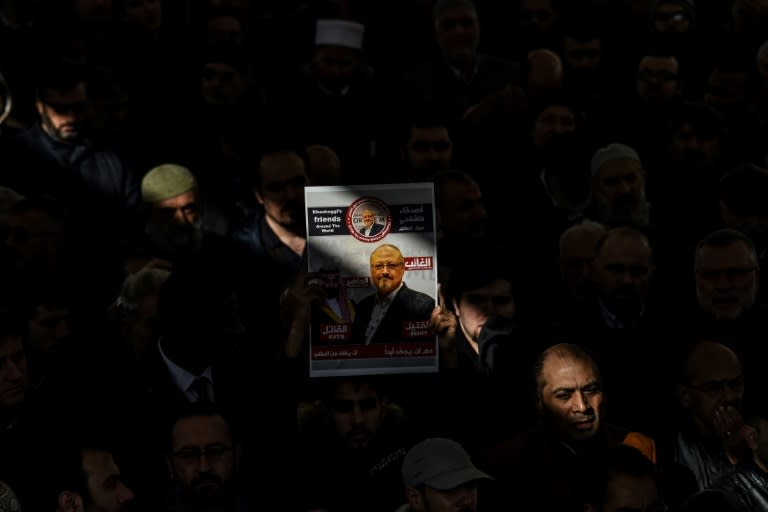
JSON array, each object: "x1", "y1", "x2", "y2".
[{"x1": 1, "y1": 0, "x2": 768, "y2": 510}]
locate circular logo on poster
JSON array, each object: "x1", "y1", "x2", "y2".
[{"x1": 347, "y1": 197, "x2": 391, "y2": 242}]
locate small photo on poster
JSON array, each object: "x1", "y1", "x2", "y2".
[{"x1": 304, "y1": 182, "x2": 438, "y2": 377}]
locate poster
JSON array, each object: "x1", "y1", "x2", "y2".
[{"x1": 304, "y1": 183, "x2": 439, "y2": 377}]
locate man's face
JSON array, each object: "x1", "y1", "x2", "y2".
[
  {"x1": 28, "y1": 304, "x2": 70, "y2": 354},
  {"x1": 592, "y1": 159, "x2": 647, "y2": 223},
  {"x1": 653, "y1": 2, "x2": 691, "y2": 33},
  {"x1": 669, "y1": 122, "x2": 721, "y2": 174},
  {"x1": 704, "y1": 68, "x2": 749, "y2": 115},
  {"x1": 695, "y1": 242, "x2": 758, "y2": 320},
  {"x1": 206, "y1": 15, "x2": 243, "y2": 50},
  {"x1": 370, "y1": 246, "x2": 405, "y2": 296},
  {"x1": 519, "y1": 0, "x2": 556, "y2": 38},
  {"x1": 170, "y1": 415, "x2": 235, "y2": 502},
  {"x1": 559, "y1": 230, "x2": 604, "y2": 301},
  {"x1": 591, "y1": 234, "x2": 653, "y2": 315},
  {"x1": 0, "y1": 336, "x2": 27, "y2": 409},
  {"x1": 405, "y1": 126, "x2": 453, "y2": 175},
  {"x1": 680, "y1": 343, "x2": 744, "y2": 435},
  {"x1": 602, "y1": 473, "x2": 664, "y2": 512},
  {"x1": 636, "y1": 56, "x2": 680, "y2": 103},
  {"x1": 438, "y1": 181, "x2": 488, "y2": 242},
  {"x1": 201, "y1": 62, "x2": 244, "y2": 107},
  {"x1": 413, "y1": 484, "x2": 479, "y2": 512},
  {"x1": 331, "y1": 381, "x2": 382, "y2": 450},
  {"x1": 146, "y1": 190, "x2": 203, "y2": 254},
  {"x1": 539, "y1": 355, "x2": 603, "y2": 441},
  {"x1": 434, "y1": 6, "x2": 479, "y2": 64},
  {"x1": 563, "y1": 37, "x2": 601, "y2": 73},
  {"x1": 453, "y1": 279, "x2": 515, "y2": 343},
  {"x1": 5, "y1": 209, "x2": 66, "y2": 275},
  {"x1": 255, "y1": 152, "x2": 308, "y2": 231},
  {"x1": 124, "y1": 0, "x2": 162, "y2": 31},
  {"x1": 36, "y1": 82, "x2": 88, "y2": 142},
  {"x1": 532, "y1": 104, "x2": 575, "y2": 147},
  {"x1": 361, "y1": 210, "x2": 376, "y2": 229},
  {"x1": 82, "y1": 449, "x2": 135, "y2": 512},
  {"x1": 312, "y1": 45, "x2": 360, "y2": 92}
]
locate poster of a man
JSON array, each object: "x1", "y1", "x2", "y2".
[
  {"x1": 305, "y1": 182, "x2": 438, "y2": 377},
  {"x1": 358, "y1": 207, "x2": 386, "y2": 237},
  {"x1": 352, "y1": 244, "x2": 435, "y2": 344}
]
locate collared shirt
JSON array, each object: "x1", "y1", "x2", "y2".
[
  {"x1": 447, "y1": 60, "x2": 479, "y2": 84},
  {"x1": 599, "y1": 300, "x2": 644, "y2": 329},
  {"x1": 365, "y1": 283, "x2": 404, "y2": 344},
  {"x1": 158, "y1": 338, "x2": 215, "y2": 402}
]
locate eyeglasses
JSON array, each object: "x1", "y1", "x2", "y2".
[
  {"x1": 372, "y1": 262, "x2": 404, "y2": 271},
  {"x1": 696, "y1": 267, "x2": 757, "y2": 282},
  {"x1": 439, "y1": 16, "x2": 476, "y2": 30},
  {"x1": 173, "y1": 445, "x2": 232, "y2": 464},
  {"x1": 332, "y1": 397, "x2": 379, "y2": 414},
  {"x1": 687, "y1": 376, "x2": 744, "y2": 394},
  {"x1": 463, "y1": 294, "x2": 514, "y2": 307}
]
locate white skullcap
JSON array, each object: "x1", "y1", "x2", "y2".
[
  {"x1": 590, "y1": 143, "x2": 641, "y2": 176},
  {"x1": 315, "y1": 19, "x2": 365, "y2": 49}
]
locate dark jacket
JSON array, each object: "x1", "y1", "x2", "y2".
[{"x1": 351, "y1": 284, "x2": 435, "y2": 344}]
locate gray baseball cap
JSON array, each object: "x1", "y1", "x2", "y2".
[{"x1": 402, "y1": 438, "x2": 494, "y2": 490}]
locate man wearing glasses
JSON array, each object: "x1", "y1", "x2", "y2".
[
  {"x1": 351, "y1": 244, "x2": 435, "y2": 344},
  {"x1": 166, "y1": 403, "x2": 245, "y2": 512},
  {"x1": 673, "y1": 340, "x2": 748, "y2": 492}
]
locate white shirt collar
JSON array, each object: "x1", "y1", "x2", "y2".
[{"x1": 157, "y1": 338, "x2": 213, "y2": 394}]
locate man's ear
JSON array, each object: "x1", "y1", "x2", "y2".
[
  {"x1": 57, "y1": 491, "x2": 83, "y2": 512},
  {"x1": 677, "y1": 384, "x2": 691, "y2": 409},
  {"x1": 35, "y1": 99, "x2": 45, "y2": 117},
  {"x1": 405, "y1": 486, "x2": 422, "y2": 509},
  {"x1": 744, "y1": 425, "x2": 759, "y2": 451}
]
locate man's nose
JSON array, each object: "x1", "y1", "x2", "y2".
[
  {"x1": 116, "y1": 481, "x2": 135, "y2": 504},
  {"x1": 573, "y1": 391, "x2": 589, "y2": 412}
]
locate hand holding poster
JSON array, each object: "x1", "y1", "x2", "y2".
[{"x1": 304, "y1": 183, "x2": 438, "y2": 377}]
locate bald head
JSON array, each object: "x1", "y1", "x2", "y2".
[
  {"x1": 683, "y1": 340, "x2": 742, "y2": 383},
  {"x1": 535, "y1": 342, "x2": 599, "y2": 393},
  {"x1": 527, "y1": 48, "x2": 563, "y2": 92}
]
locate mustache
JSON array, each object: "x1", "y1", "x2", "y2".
[{"x1": 192, "y1": 472, "x2": 224, "y2": 489}]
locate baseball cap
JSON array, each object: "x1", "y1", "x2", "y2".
[{"x1": 402, "y1": 438, "x2": 494, "y2": 490}]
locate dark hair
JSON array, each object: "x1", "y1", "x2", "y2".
[
  {"x1": 41, "y1": 434, "x2": 118, "y2": 510},
  {"x1": 694, "y1": 228, "x2": 758, "y2": 269},
  {"x1": 250, "y1": 142, "x2": 312, "y2": 189},
  {"x1": 168, "y1": 401, "x2": 236, "y2": 452},
  {"x1": 442, "y1": 242, "x2": 514, "y2": 308},
  {"x1": 581, "y1": 444, "x2": 658, "y2": 507},
  {"x1": 666, "y1": 101, "x2": 727, "y2": 141},
  {"x1": 34, "y1": 61, "x2": 87, "y2": 101}
]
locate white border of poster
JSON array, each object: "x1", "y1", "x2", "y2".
[{"x1": 304, "y1": 183, "x2": 439, "y2": 377}]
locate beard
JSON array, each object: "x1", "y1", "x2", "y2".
[
  {"x1": 146, "y1": 217, "x2": 204, "y2": 258},
  {"x1": 42, "y1": 111, "x2": 81, "y2": 143},
  {"x1": 598, "y1": 194, "x2": 651, "y2": 228}
]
